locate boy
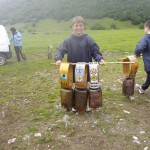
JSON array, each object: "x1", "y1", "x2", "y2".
[
  {"x1": 55, "y1": 16, "x2": 104, "y2": 112},
  {"x1": 134, "y1": 20, "x2": 150, "y2": 94},
  {"x1": 55, "y1": 16, "x2": 105, "y2": 65}
]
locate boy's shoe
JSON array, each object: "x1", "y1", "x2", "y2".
[
  {"x1": 139, "y1": 86, "x2": 145, "y2": 94},
  {"x1": 86, "y1": 107, "x2": 92, "y2": 112}
]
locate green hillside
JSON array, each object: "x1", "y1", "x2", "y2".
[
  {"x1": 0, "y1": 0, "x2": 150, "y2": 25},
  {"x1": 6, "y1": 18, "x2": 138, "y2": 33}
]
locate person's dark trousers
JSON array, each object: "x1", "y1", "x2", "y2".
[
  {"x1": 142, "y1": 71, "x2": 150, "y2": 90},
  {"x1": 14, "y1": 46, "x2": 21, "y2": 61},
  {"x1": 14, "y1": 46, "x2": 24, "y2": 62}
]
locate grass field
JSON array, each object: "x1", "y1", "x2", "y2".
[
  {"x1": 6, "y1": 17, "x2": 137, "y2": 32},
  {"x1": 0, "y1": 26, "x2": 150, "y2": 150}
]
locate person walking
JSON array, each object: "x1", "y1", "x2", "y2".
[
  {"x1": 10, "y1": 27, "x2": 26, "y2": 62},
  {"x1": 134, "y1": 20, "x2": 150, "y2": 94}
]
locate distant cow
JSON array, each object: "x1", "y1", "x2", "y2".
[{"x1": 48, "y1": 45, "x2": 53, "y2": 59}]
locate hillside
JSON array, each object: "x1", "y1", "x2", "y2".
[
  {"x1": 5, "y1": 18, "x2": 138, "y2": 33},
  {"x1": 0, "y1": 0, "x2": 150, "y2": 25}
]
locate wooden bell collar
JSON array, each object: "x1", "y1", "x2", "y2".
[
  {"x1": 59, "y1": 62, "x2": 73, "y2": 89},
  {"x1": 122, "y1": 56, "x2": 138, "y2": 78},
  {"x1": 89, "y1": 62, "x2": 99, "y2": 89},
  {"x1": 75, "y1": 62, "x2": 87, "y2": 89}
]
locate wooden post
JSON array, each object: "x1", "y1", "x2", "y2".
[
  {"x1": 48, "y1": 45, "x2": 53, "y2": 59},
  {"x1": 50, "y1": 62, "x2": 135, "y2": 65}
]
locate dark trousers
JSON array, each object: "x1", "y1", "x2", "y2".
[
  {"x1": 14, "y1": 46, "x2": 24, "y2": 62},
  {"x1": 142, "y1": 71, "x2": 150, "y2": 90}
]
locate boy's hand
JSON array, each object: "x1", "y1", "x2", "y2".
[
  {"x1": 135, "y1": 54, "x2": 141, "y2": 58},
  {"x1": 99, "y1": 59, "x2": 105, "y2": 65},
  {"x1": 56, "y1": 60, "x2": 62, "y2": 66}
]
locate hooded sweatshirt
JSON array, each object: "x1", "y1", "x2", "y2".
[
  {"x1": 10, "y1": 31, "x2": 22, "y2": 46},
  {"x1": 55, "y1": 34, "x2": 103, "y2": 63},
  {"x1": 134, "y1": 33, "x2": 150, "y2": 71}
]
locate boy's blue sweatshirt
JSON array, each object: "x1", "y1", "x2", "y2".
[
  {"x1": 134, "y1": 33, "x2": 150, "y2": 71},
  {"x1": 55, "y1": 34, "x2": 103, "y2": 63}
]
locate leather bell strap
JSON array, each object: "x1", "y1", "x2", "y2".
[
  {"x1": 89, "y1": 62, "x2": 100, "y2": 89},
  {"x1": 129, "y1": 61, "x2": 138, "y2": 78},
  {"x1": 75, "y1": 63, "x2": 87, "y2": 89},
  {"x1": 122, "y1": 55, "x2": 138, "y2": 78},
  {"x1": 59, "y1": 62, "x2": 73, "y2": 89}
]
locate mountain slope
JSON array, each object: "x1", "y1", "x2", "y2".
[{"x1": 0, "y1": 0, "x2": 150, "y2": 25}]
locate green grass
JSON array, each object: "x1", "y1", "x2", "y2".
[
  {"x1": 86, "y1": 17, "x2": 137, "y2": 29},
  {"x1": 6, "y1": 17, "x2": 138, "y2": 33},
  {"x1": 0, "y1": 26, "x2": 149, "y2": 150},
  {"x1": 8, "y1": 29, "x2": 144, "y2": 57}
]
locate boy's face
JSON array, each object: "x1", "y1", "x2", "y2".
[
  {"x1": 144, "y1": 25, "x2": 150, "y2": 33},
  {"x1": 72, "y1": 22, "x2": 84, "y2": 36}
]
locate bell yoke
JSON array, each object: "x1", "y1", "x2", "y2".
[
  {"x1": 59, "y1": 56, "x2": 138, "y2": 113},
  {"x1": 59, "y1": 62, "x2": 102, "y2": 113}
]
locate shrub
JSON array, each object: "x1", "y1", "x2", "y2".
[
  {"x1": 110, "y1": 23, "x2": 117, "y2": 29},
  {"x1": 90, "y1": 23, "x2": 106, "y2": 30},
  {"x1": 139, "y1": 23, "x2": 144, "y2": 29},
  {"x1": 32, "y1": 23, "x2": 36, "y2": 27}
]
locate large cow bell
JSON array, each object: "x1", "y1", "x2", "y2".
[
  {"x1": 89, "y1": 86, "x2": 102, "y2": 109},
  {"x1": 122, "y1": 77, "x2": 135, "y2": 96},
  {"x1": 60, "y1": 88, "x2": 74, "y2": 111},
  {"x1": 74, "y1": 88, "x2": 88, "y2": 114}
]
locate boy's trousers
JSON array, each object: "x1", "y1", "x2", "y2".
[{"x1": 142, "y1": 71, "x2": 150, "y2": 90}]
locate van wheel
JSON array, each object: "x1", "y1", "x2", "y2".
[{"x1": 0, "y1": 53, "x2": 7, "y2": 65}]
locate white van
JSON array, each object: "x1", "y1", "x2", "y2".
[{"x1": 0, "y1": 25, "x2": 12, "y2": 65}]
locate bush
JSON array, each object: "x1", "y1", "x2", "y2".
[
  {"x1": 28, "y1": 29, "x2": 37, "y2": 33},
  {"x1": 110, "y1": 23, "x2": 117, "y2": 29},
  {"x1": 90, "y1": 23, "x2": 106, "y2": 30},
  {"x1": 32, "y1": 23, "x2": 36, "y2": 27},
  {"x1": 139, "y1": 23, "x2": 144, "y2": 29}
]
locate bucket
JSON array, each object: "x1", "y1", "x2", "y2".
[{"x1": 60, "y1": 88, "x2": 74, "y2": 111}]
